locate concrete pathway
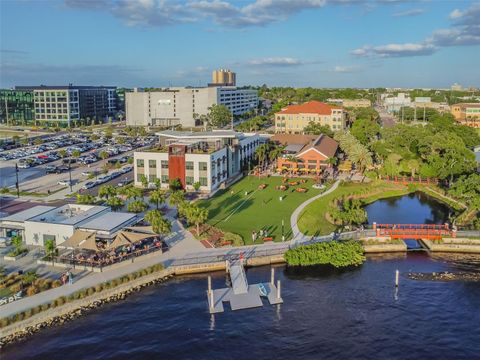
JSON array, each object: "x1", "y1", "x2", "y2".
[{"x1": 290, "y1": 180, "x2": 340, "y2": 242}]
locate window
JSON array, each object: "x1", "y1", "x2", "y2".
[
  {"x1": 136, "y1": 159, "x2": 144, "y2": 167},
  {"x1": 149, "y1": 174, "x2": 157, "y2": 182},
  {"x1": 186, "y1": 161, "x2": 194, "y2": 170},
  {"x1": 199, "y1": 177, "x2": 208, "y2": 186},
  {"x1": 43, "y1": 235, "x2": 56, "y2": 246},
  {"x1": 186, "y1": 176, "x2": 194, "y2": 185},
  {"x1": 161, "y1": 175, "x2": 169, "y2": 183},
  {"x1": 149, "y1": 160, "x2": 156, "y2": 168},
  {"x1": 199, "y1": 162, "x2": 208, "y2": 171},
  {"x1": 137, "y1": 173, "x2": 143, "y2": 182},
  {"x1": 161, "y1": 160, "x2": 169, "y2": 169}
]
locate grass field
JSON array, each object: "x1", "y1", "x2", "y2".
[
  {"x1": 297, "y1": 181, "x2": 412, "y2": 236},
  {"x1": 198, "y1": 175, "x2": 325, "y2": 244}
]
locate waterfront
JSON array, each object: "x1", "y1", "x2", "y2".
[{"x1": 3, "y1": 253, "x2": 480, "y2": 360}]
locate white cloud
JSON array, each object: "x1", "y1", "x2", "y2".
[
  {"x1": 248, "y1": 57, "x2": 303, "y2": 66},
  {"x1": 392, "y1": 8, "x2": 424, "y2": 17},
  {"x1": 333, "y1": 65, "x2": 361, "y2": 73},
  {"x1": 351, "y1": 43, "x2": 436, "y2": 58},
  {"x1": 352, "y1": 3, "x2": 480, "y2": 58}
]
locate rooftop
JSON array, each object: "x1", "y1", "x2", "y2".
[
  {"x1": 452, "y1": 103, "x2": 480, "y2": 108},
  {"x1": 28, "y1": 204, "x2": 108, "y2": 225},
  {"x1": 78, "y1": 212, "x2": 138, "y2": 232},
  {"x1": 0, "y1": 206, "x2": 56, "y2": 223},
  {"x1": 276, "y1": 101, "x2": 342, "y2": 115},
  {"x1": 157, "y1": 130, "x2": 244, "y2": 139},
  {"x1": 272, "y1": 133, "x2": 338, "y2": 158}
]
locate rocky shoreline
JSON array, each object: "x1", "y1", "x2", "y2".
[
  {"x1": 0, "y1": 273, "x2": 174, "y2": 349},
  {"x1": 408, "y1": 271, "x2": 480, "y2": 282}
]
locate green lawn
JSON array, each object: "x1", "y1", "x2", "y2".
[
  {"x1": 297, "y1": 181, "x2": 412, "y2": 236},
  {"x1": 198, "y1": 175, "x2": 325, "y2": 244}
]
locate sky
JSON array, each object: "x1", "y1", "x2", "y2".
[{"x1": 0, "y1": 0, "x2": 479, "y2": 89}]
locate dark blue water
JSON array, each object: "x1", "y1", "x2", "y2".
[{"x1": 3, "y1": 194, "x2": 479, "y2": 359}]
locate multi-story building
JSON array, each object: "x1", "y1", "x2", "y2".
[
  {"x1": 126, "y1": 87, "x2": 258, "y2": 128},
  {"x1": 327, "y1": 98, "x2": 371, "y2": 108},
  {"x1": 0, "y1": 89, "x2": 35, "y2": 125},
  {"x1": 274, "y1": 100, "x2": 345, "y2": 134},
  {"x1": 210, "y1": 69, "x2": 236, "y2": 86},
  {"x1": 15, "y1": 85, "x2": 117, "y2": 126},
  {"x1": 382, "y1": 93, "x2": 412, "y2": 113},
  {"x1": 133, "y1": 130, "x2": 261, "y2": 193},
  {"x1": 451, "y1": 103, "x2": 480, "y2": 128}
]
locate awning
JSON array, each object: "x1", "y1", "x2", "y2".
[
  {"x1": 58, "y1": 230, "x2": 96, "y2": 249},
  {"x1": 124, "y1": 226, "x2": 156, "y2": 234},
  {"x1": 109, "y1": 231, "x2": 156, "y2": 249}
]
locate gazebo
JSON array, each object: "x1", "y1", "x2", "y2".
[
  {"x1": 59, "y1": 230, "x2": 99, "y2": 251},
  {"x1": 109, "y1": 230, "x2": 157, "y2": 249}
]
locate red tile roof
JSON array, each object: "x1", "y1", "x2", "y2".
[
  {"x1": 276, "y1": 100, "x2": 342, "y2": 115},
  {"x1": 271, "y1": 133, "x2": 338, "y2": 158}
]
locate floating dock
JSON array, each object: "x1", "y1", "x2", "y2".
[{"x1": 207, "y1": 260, "x2": 283, "y2": 313}]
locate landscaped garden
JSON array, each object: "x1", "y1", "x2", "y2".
[{"x1": 198, "y1": 175, "x2": 328, "y2": 244}]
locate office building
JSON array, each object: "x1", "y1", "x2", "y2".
[
  {"x1": 382, "y1": 93, "x2": 411, "y2": 113},
  {"x1": 126, "y1": 87, "x2": 258, "y2": 128},
  {"x1": 15, "y1": 85, "x2": 118, "y2": 126},
  {"x1": 451, "y1": 83, "x2": 463, "y2": 91},
  {"x1": 451, "y1": 103, "x2": 480, "y2": 128},
  {"x1": 133, "y1": 130, "x2": 261, "y2": 193},
  {"x1": 0, "y1": 89, "x2": 35, "y2": 125},
  {"x1": 274, "y1": 100, "x2": 346, "y2": 134},
  {"x1": 210, "y1": 69, "x2": 236, "y2": 86}
]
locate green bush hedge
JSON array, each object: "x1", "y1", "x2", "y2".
[{"x1": 285, "y1": 241, "x2": 366, "y2": 268}]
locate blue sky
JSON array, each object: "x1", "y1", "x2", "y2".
[{"x1": 1, "y1": 0, "x2": 479, "y2": 88}]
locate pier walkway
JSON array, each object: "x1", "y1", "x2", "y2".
[{"x1": 229, "y1": 260, "x2": 248, "y2": 294}]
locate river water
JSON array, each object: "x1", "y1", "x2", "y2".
[{"x1": 3, "y1": 194, "x2": 479, "y2": 360}]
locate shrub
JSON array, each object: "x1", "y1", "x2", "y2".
[
  {"x1": 14, "y1": 313, "x2": 24, "y2": 322},
  {"x1": 95, "y1": 284, "x2": 104, "y2": 293},
  {"x1": 223, "y1": 232, "x2": 244, "y2": 246},
  {"x1": 24, "y1": 309, "x2": 33, "y2": 319},
  {"x1": 26, "y1": 285, "x2": 39, "y2": 296},
  {"x1": 0, "y1": 318, "x2": 10, "y2": 328},
  {"x1": 9, "y1": 283, "x2": 22, "y2": 293},
  {"x1": 51, "y1": 280, "x2": 62, "y2": 288},
  {"x1": 55, "y1": 298, "x2": 65, "y2": 307},
  {"x1": 87, "y1": 287, "x2": 95, "y2": 296},
  {"x1": 285, "y1": 241, "x2": 366, "y2": 268}
]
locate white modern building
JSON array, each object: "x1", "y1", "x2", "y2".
[
  {"x1": 382, "y1": 93, "x2": 412, "y2": 113},
  {"x1": 0, "y1": 204, "x2": 138, "y2": 247},
  {"x1": 134, "y1": 130, "x2": 262, "y2": 193},
  {"x1": 126, "y1": 87, "x2": 258, "y2": 127}
]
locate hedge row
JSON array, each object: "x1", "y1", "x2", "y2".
[{"x1": 0, "y1": 263, "x2": 165, "y2": 329}]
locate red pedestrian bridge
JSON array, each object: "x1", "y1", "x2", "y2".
[{"x1": 373, "y1": 223, "x2": 454, "y2": 240}]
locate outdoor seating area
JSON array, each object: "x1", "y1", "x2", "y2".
[{"x1": 52, "y1": 228, "x2": 166, "y2": 268}]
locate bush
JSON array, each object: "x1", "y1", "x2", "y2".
[
  {"x1": 0, "y1": 318, "x2": 10, "y2": 328},
  {"x1": 26, "y1": 285, "x2": 40, "y2": 296},
  {"x1": 86, "y1": 287, "x2": 95, "y2": 296},
  {"x1": 51, "y1": 280, "x2": 62, "y2": 288},
  {"x1": 55, "y1": 297, "x2": 65, "y2": 307},
  {"x1": 95, "y1": 284, "x2": 104, "y2": 293},
  {"x1": 285, "y1": 241, "x2": 366, "y2": 268},
  {"x1": 223, "y1": 232, "x2": 244, "y2": 246},
  {"x1": 9, "y1": 283, "x2": 22, "y2": 293}
]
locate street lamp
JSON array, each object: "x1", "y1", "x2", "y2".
[
  {"x1": 68, "y1": 159, "x2": 73, "y2": 192},
  {"x1": 282, "y1": 219, "x2": 285, "y2": 242},
  {"x1": 15, "y1": 163, "x2": 20, "y2": 198}
]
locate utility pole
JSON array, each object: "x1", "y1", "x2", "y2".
[
  {"x1": 15, "y1": 163, "x2": 20, "y2": 198},
  {"x1": 5, "y1": 97, "x2": 9, "y2": 127},
  {"x1": 423, "y1": 105, "x2": 426, "y2": 123}
]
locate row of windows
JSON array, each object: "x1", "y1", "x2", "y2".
[
  {"x1": 137, "y1": 159, "x2": 208, "y2": 171},
  {"x1": 137, "y1": 173, "x2": 208, "y2": 186}
]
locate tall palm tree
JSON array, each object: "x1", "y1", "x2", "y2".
[
  {"x1": 145, "y1": 209, "x2": 172, "y2": 236},
  {"x1": 185, "y1": 205, "x2": 209, "y2": 236},
  {"x1": 149, "y1": 189, "x2": 165, "y2": 210}
]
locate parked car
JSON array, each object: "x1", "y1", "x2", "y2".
[
  {"x1": 0, "y1": 236, "x2": 12, "y2": 248},
  {"x1": 82, "y1": 181, "x2": 96, "y2": 190},
  {"x1": 57, "y1": 180, "x2": 72, "y2": 186}
]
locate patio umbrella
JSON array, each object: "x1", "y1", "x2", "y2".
[{"x1": 58, "y1": 230, "x2": 96, "y2": 249}]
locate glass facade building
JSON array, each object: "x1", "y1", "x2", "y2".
[{"x1": 0, "y1": 90, "x2": 35, "y2": 125}]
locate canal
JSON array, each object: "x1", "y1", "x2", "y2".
[{"x1": 3, "y1": 193, "x2": 479, "y2": 360}]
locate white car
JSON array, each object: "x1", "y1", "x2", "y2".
[
  {"x1": 58, "y1": 180, "x2": 72, "y2": 186},
  {"x1": 82, "y1": 181, "x2": 96, "y2": 190},
  {"x1": 0, "y1": 237, "x2": 12, "y2": 248}
]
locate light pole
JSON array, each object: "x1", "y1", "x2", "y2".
[
  {"x1": 15, "y1": 163, "x2": 20, "y2": 198},
  {"x1": 68, "y1": 159, "x2": 73, "y2": 192},
  {"x1": 282, "y1": 219, "x2": 285, "y2": 242}
]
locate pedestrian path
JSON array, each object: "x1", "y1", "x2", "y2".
[{"x1": 290, "y1": 180, "x2": 340, "y2": 242}]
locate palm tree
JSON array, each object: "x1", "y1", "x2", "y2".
[
  {"x1": 72, "y1": 149, "x2": 81, "y2": 159},
  {"x1": 58, "y1": 149, "x2": 67, "y2": 158},
  {"x1": 120, "y1": 186, "x2": 142, "y2": 200},
  {"x1": 149, "y1": 189, "x2": 165, "y2": 210},
  {"x1": 44, "y1": 239, "x2": 56, "y2": 266},
  {"x1": 185, "y1": 205, "x2": 209, "y2": 235},
  {"x1": 99, "y1": 150, "x2": 109, "y2": 161},
  {"x1": 350, "y1": 144, "x2": 373, "y2": 174},
  {"x1": 145, "y1": 210, "x2": 172, "y2": 236},
  {"x1": 139, "y1": 174, "x2": 148, "y2": 189},
  {"x1": 255, "y1": 143, "x2": 269, "y2": 169},
  {"x1": 169, "y1": 190, "x2": 185, "y2": 207},
  {"x1": 98, "y1": 184, "x2": 117, "y2": 199},
  {"x1": 106, "y1": 196, "x2": 124, "y2": 211},
  {"x1": 407, "y1": 159, "x2": 420, "y2": 177}
]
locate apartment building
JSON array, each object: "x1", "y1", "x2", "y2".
[
  {"x1": 133, "y1": 130, "x2": 261, "y2": 193},
  {"x1": 126, "y1": 87, "x2": 258, "y2": 128},
  {"x1": 0, "y1": 89, "x2": 35, "y2": 125},
  {"x1": 451, "y1": 103, "x2": 480, "y2": 128},
  {"x1": 382, "y1": 93, "x2": 411, "y2": 113},
  {"x1": 210, "y1": 69, "x2": 236, "y2": 86},
  {"x1": 274, "y1": 100, "x2": 345, "y2": 134},
  {"x1": 15, "y1": 85, "x2": 117, "y2": 126}
]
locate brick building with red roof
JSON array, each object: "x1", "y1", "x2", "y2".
[{"x1": 274, "y1": 100, "x2": 345, "y2": 134}]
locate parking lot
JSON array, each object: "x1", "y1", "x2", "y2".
[{"x1": 0, "y1": 132, "x2": 156, "y2": 195}]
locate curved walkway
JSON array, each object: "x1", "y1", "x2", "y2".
[{"x1": 290, "y1": 180, "x2": 340, "y2": 242}]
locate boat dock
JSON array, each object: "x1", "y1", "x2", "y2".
[{"x1": 207, "y1": 260, "x2": 283, "y2": 313}]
